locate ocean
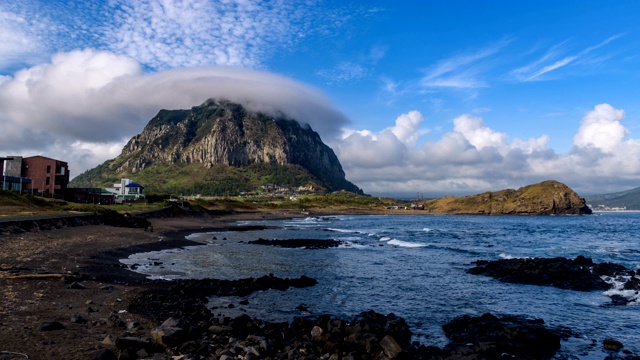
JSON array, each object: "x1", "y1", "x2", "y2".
[{"x1": 120, "y1": 212, "x2": 640, "y2": 358}]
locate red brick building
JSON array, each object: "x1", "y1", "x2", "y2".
[{"x1": 22, "y1": 156, "x2": 70, "y2": 195}]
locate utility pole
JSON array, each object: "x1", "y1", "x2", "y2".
[{"x1": 0, "y1": 157, "x2": 15, "y2": 191}]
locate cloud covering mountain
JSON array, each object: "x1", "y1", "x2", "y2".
[{"x1": 1, "y1": 1, "x2": 640, "y2": 197}]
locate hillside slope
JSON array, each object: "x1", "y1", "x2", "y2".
[
  {"x1": 584, "y1": 186, "x2": 640, "y2": 210},
  {"x1": 71, "y1": 99, "x2": 362, "y2": 195},
  {"x1": 424, "y1": 180, "x2": 591, "y2": 215}
]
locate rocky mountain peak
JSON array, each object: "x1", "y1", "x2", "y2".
[{"x1": 77, "y1": 99, "x2": 361, "y2": 194}]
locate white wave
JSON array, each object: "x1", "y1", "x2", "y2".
[
  {"x1": 325, "y1": 228, "x2": 358, "y2": 233},
  {"x1": 339, "y1": 242, "x2": 368, "y2": 249},
  {"x1": 499, "y1": 253, "x2": 530, "y2": 260},
  {"x1": 602, "y1": 275, "x2": 640, "y2": 305},
  {"x1": 379, "y1": 236, "x2": 391, "y2": 242},
  {"x1": 422, "y1": 227, "x2": 433, "y2": 232},
  {"x1": 387, "y1": 239, "x2": 427, "y2": 248}
]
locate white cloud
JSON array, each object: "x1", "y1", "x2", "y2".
[
  {"x1": 0, "y1": 1, "x2": 351, "y2": 72},
  {"x1": 0, "y1": 8, "x2": 48, "y2": 70},
  {"x1": 390, "y1": 111, "x2": 424, "y2": 147},
  {"x1": 421, "y1": 38, "x2": 510, "y2": 89},
  {"x1": 452, "y1": 114, "x2": 506, "y2": 150},
  {"x1": 336, "y1": 103, "x2": 640, "y2": 197},
  {"x1": 513, "y1": 35, "x2": 624, "y2": 81},
  {"x1": 573, "y1": 103, "x2": 627, "y2": 152},
  {"x1": 0, "y1": 49, "x2": 349, "y2": 177}
]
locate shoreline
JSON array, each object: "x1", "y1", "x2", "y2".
[
  {"x1": 1, "y1": 211, "x2": 633, "y2": 359},
  {"x1": 0, "y1": 212, "x2": 306, "y2": 359}
]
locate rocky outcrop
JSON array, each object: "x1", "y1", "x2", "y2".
[
  {"x1": 468, "y1": 255, "x2": 622, "y2": 291},
  {"x1": 248, "y1": 238, "x2": 343, "y2": 249},
  {"x1": 425, "y1": 180, "x2": 592, "y2": 215},
  {"x1": 75, "y1": 99, "x2": 361, "y2": 194},
  {"x1": 118, "y1": 274, "x2": 573, "y2": 360},
  {"x1": 468, "y1": 255, "x2": 640, "y2": 305}
]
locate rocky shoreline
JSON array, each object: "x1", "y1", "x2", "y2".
[
  {"x1": 468, "y1": 255, "x2": 640, "y2": 305},
  {"x1": 93, "y1": 274, "x2": 575, "y2": 360},
  {"x1": 1, "y1": 214, "x2": 638, "y2": 359}
]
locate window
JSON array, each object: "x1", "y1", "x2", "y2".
[
  {"x1": 46, "y1": 177, "x2": 50, "y2": 185},
  {"x1": 46, "y1": 165, "x2": 51, "y2": 173}
]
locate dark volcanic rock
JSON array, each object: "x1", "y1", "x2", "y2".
[
  {"x1": 40, "y1": 321, "x2": 66, "y2": 331},
  {"x1": 440, "y1": 313, "x2": 566, "y2": 359},
  {"x1": 98, "y1": 210, "x2": 151, "y2": 229},
  {"x1": 87, "y1": 348, "x2": 118, "y2": 360},
  {"x1": 129, "y1": 275, "x2": 317, "y2": 323},
  {"x1": 249, "y1": 238, "x2": 343, "y2": 249},
  {"x1": 468, "y1": 255, "x2": 629, "y2": 291}
]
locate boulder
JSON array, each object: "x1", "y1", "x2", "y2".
[
  {"x1": 40, "y1": 321, "x2": 66, "y2": 331},
  {"x1": 380, "y1": 335, "x2": 403, "y2": 358},
  {"x1": 87, "y1": 348, "x2": 118, "y2": 360},
  {"x1": 442, "y1": 313, "x2": 563, "y2": 358},
  {"x1": 603, "y1": 338, "x2": 624, "y2": 351},
  {"x1": 151, "y1": 317, "x2": 185, "y2": 347}
]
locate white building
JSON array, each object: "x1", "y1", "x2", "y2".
[{"x1": 105, "y1": 178, "x2": 145, "y2": 202}]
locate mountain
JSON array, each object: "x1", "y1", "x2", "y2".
[
  {"x1": 423, "y1": 180, "x2": 592, "y2": 215},
  {"x1": 584, "y1": 186, "x2": 640, "y2": 210},
  {"x1": 71, "y1": 99, "x2": 362, "y2": 195}
]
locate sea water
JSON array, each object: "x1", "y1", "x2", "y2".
[{"x1": 121, "y1": 213, "x2": 640, "y2": 358}]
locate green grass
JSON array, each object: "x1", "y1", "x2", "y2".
[{"x1": 71, "y1": 162, "x2": 327, "y2": 196}]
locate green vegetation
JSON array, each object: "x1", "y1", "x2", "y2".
[
  {"x1": 584, "y1": 186, "x2": 640, "y2": 210},
  {"x1": 423, "y1": 180, "x2": 590, "y2": 215},
  {"x1": 0, "y1": 190, "x2": 167, "y2": 218},
  {"x1": 0, "y1": 188, "x2": 399, "y2": 218},
  {"x1": 71, "y1": 162, "x2": 328, "y2": 196}
]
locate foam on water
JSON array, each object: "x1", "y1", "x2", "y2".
[
  {"x1": 325, "y1": 228, "x2": 358, "y2": 233},
  {"x1": 602, "y1": 275, "x2": 640, "y2": 304},
  {"x1": 387, "y1": 239, "x2": 427, "y2": 248},
  {"x1": 498, "y1": 253, "x2": 530, "y2": 260}
]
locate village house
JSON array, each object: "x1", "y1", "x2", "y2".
[{"x1": 105, "y1": 178, "x2": 145, "y2": 202}]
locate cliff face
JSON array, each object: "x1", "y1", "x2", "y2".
[
  {"x1": 74, "y1": 99, "x2": 361, "y2": 194},
  {"x1": 425, "y1": 181, "x2": 592, "y2": 215}
]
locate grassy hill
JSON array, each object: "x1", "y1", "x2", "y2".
[
  {"x1": 423, "y1": 180, "x2": 591, "y2": 215},
  {"x1": 584, "y1": 186, "x2": 640, "y2": 210},
  {"x1": 70, "y1": 162, "x2": 327, "y2": 196}
]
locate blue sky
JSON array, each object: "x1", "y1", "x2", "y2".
[{"x1": 1, "y1": 0, "x2": 640, "y2": 197}]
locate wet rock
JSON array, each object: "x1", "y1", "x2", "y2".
[
  {"x1": 380, "y1": 335, "x2": 403, "y2": 358},
  {"x1": 114, "y1": 336, "x2": 160, "y2": 354},
  {"x1": 40, "y1": 321, "x2": 66, "y2": 331},
  {"x1": 98, "y1": 210, "x2": 151, "y2": 229},
  {"x1": 603, "y1": 338, "x2": 624, "y2": 351},
  {"x1": 249, "y1": 238, "x2": 343, "y2": 249},
  {"x1": 151, "y1": 317, "x2": 186, "y2": 347},
  {"x1": 67, "y1": 281, "x2": 87, "y2": 289},
  {"x1": 468, "y1": 255, "x2": 629, "y2": 291},
  {"x1": 70, "y1": 314, "x2": 87, "y2": 324},
  {"x1": 102, "y1": 335, "x2": 117, "y2": 346},
  {"x1": 126, "y1": 321, "x2": 140, "y2": 330},
  {"x1": 87, "y1": 348, "x2": 118, "y2": 360},
  {"x1": 623, "y1": 276, "x2": 640, "y2": 290},
  {"x1": 441, "y1": 313, "x2": 564, "y2": 359},
  {"x1": 610, "y1": 295, "x2": 629, "y2": 305}
]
